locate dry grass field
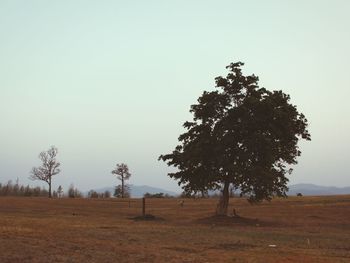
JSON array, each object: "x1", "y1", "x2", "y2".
[{"x1": 0, "y1": 195, "x2": 349, "y2": 263}]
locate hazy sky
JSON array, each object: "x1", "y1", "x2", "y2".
[{"x1": 1, "y1": 0, "x2": 349, "y2": 193}]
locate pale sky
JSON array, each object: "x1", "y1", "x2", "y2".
[{"x1": 0, "y1": 0, "x2": 349, "y2": 193}]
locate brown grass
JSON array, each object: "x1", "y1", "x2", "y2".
[{"x1": 0, "y1": 195, "x2": 350, "y2": 262}]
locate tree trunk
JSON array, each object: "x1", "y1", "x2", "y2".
[
  {"x1": 121, "y1": 176, "x2": 124, "y2": 198},
  {"x1": 216, "y1": 181, "x2": 230, "y2": 216},
  {"x1": 48, "y1": 178, "x2": 52, "y2": 198}
]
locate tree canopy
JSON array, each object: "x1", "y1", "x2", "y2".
[{"x1": 159, "y1": 62, "x2": 311, "y2": 215}]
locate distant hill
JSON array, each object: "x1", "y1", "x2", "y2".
[
  {"x1": 288, "y1": 184, "x2": 350, "y2": 196},
  {"x1": 89, "y1": 185, "x2": 178, "y2": 198}
]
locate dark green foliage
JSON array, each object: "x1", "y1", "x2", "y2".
[{"x1": 160, "y1": 62, "x2": 310, "y2": 214}]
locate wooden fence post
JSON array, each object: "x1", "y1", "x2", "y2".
[{"x1": 142, "y1": 197, "x2": 146, "y2": 216}]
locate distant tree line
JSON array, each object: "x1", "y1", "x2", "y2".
[
  {"x1": 87, "y1": 190, "x2": 111, "y2": 198},
  {"x1": 143, "y1": 192, "x2": 173, "y2": 198},
  {"x1": 0, "y1": 180, "x2": 85, "y2": 198},
  {"x1": 0, "y1": 180, "x2": 49, "y2": 197}
]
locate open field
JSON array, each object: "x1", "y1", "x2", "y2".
[{"x1": 0, "y1": 196, "x2": 349, "y2": 263}]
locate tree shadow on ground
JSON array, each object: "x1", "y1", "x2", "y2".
[
  {"x1": 129, "y1": 214, "x2": 165, "y2": 221},
  {"x1": 196, "y1": 215, "x2": 282, "y2": 227}
]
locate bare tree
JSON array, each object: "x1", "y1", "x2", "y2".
[
  {"x1": 30, "y1": 146, "x2": 61, "y2": 198},
  {"x1": 111, "y1": 163, "x2": 131, "y2": 198}
]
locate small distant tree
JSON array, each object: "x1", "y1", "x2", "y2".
[
  {"x1": 143, "y1": 192, "x2": 151, "y2": 198},
  {"x1": 104, "y1": 190, "x2": 111, "y2": 198},
  {"x1": 30, "y1": 146, "x2": 61, "y2": 198},
  {"x1": 19, "y1": 185, "x2": 25, "y2": 195},
  {"x1": 57, "y1": 185, "x2": 63, "y2": 198},
  {"x1": 24, "y1": 185, "x2": 31, "y2": 196},
  {"x1": 111, "y1": 163, "x2": 131, "y2": 198},
  {"x1": 33, "y1": 186, "x2": 41, "y2": 196},
  {"x1": 13, "y1": 178, "x2": 20, "y2": 195},
  {"x1": 114, "y1": 184, "x2": 130, "y2": 198},
  {"x1": 68, "y1": 184, "x2": 82, "y2": 198},
  {"x1": 88, "y1": 190, "x2": 99, "y2": 198}
]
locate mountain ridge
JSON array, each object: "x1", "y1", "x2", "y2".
[{"x1": 287, "y1": 183, "x2": 350, "y2": 196}]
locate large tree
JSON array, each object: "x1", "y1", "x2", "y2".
[
  {"x1": 111, "y1": 163, "x2": 131, "y2": 198},
  {"x1": 30, "y1": 146, "x2": 61, "y2": 198},
  {"x1": 159, "y1": 62, "x2": 311, "y2": 215}
]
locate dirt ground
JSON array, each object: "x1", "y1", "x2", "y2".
[{"x1": 0, "y1": 195, "x2": 349, "y2": 262}]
